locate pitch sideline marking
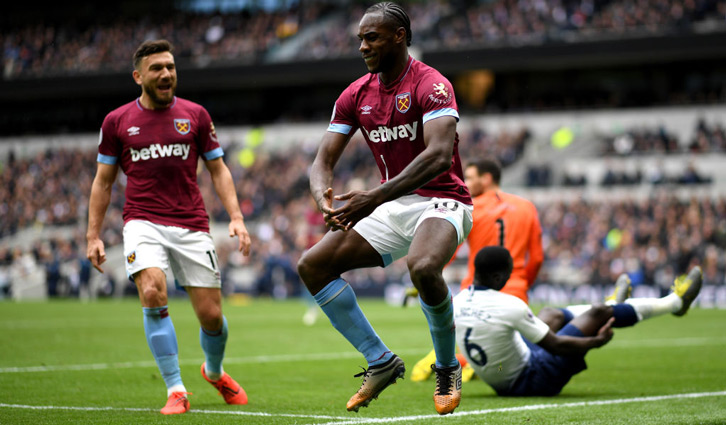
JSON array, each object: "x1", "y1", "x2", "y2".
[
  {"x1": 311, "y1": 390, "x2": 726, "y2": 425},
  {"x1": 2, "y1": 336, "x2": 724, "y2": 374},
  {"x1": 0, "y1": 403, "x2": 354, "y2": 421},
  {"x1": 2, "y1": 390, "x2": 724, "y2": 423},
  {"x1": 0, "y1": 348, "x2": 430, "y2": 374}
]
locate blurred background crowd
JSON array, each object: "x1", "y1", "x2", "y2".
[
  {"x1": 3, "y1": 0, "x2": 725, "y2": 78},
  {"x1": 1, "y1": 0, "x2": 725, "y2": 306}
]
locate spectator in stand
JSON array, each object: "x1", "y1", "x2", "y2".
[{"x1": 4, "y1": 0, "x2": 726, "y2": 79}]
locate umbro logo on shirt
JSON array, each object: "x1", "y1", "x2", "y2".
[
  {"x1": 361, "y1": 105, "x2": 373, "y2": 115},
  {"x1": 127, "y1": 126, "x2": 140, "y2": 136}
]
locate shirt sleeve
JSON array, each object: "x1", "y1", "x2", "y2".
[
  {"x1": 512, "y1": 304, "x2": 550, "y2": 344},
  {"x1": 327, "y1": 86, "x2": 359, "y2": 135},
  {"x1": 97, "y1": 114, "x2": 121, "y2": 165},
  {"x1": 197, "y1": 107, "x2": 223, "y2": 161},
  {"x1": 415, "y1": 71, "x2": 459, "y2": 124}
]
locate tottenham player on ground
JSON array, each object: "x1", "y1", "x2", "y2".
[
  {"x1": 86, "y1": 40, "x2": 251, "y2": 415},
  {"x1": 455, "y1": 246, "x2": 703, "y2": 397},
  {"x1": 297, "y1": 2, "x2": 472, "y2": 415}
]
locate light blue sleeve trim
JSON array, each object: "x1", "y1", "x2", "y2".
[
  {"x1": 423, "y1": 108, "x2": 459, "y2": 123},
  {"x1": 97, "y1": 153, "x2": 117, "y2": 165},
  {"x1": 327, "y1": 123, "x2": 353, "y2": 135},
  {"x1": 203, "y1": 147, "x2": 224, "y2": 160},
  {"x1": 381, "y1": 253, "x2": 394, "y2": 267}
]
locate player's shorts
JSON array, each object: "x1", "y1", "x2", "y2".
[
  {"x1": 353, "y1": 194, "x2": 473, "y2": 266},
  {"x1": 504, "y1": 323, "x2": 587, "y2": 396},
  {"x1": 123, "y1": 220, "x2": 221, "y2": 288}
]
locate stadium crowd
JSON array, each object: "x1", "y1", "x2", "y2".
[
  {"x1": 538, "y1": 194, "x2": 724, "y2": 291},
  {"x1": 603, "y1": 119, "x2": 726, "y2": 155},
  {"x1": 2, "y1": 116, "x2": 726, "y2": 299},
  {"x1": 3, "y1": 0, "x2": 725, "y2": 79},
  {"x1": 301, "y1": 0, "x2": 726, "y2": 58}
]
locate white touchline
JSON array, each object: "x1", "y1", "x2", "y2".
[
  {"x1": 0, "y1": 403, "x2": 353, "y2": 421},
  {"x1": 0, "y1": 348, "x2": 430, "y2": 374},
  {"x1": 5, "y1": 338, "x2": 726, "y2": 374},
  {"x1": 1, "y1": 337, "x2": 725, "y2": 373},
  {"x1": 2, "y1": 391, "x2": 724, "y2": 423},
  {"x1": 309, "y1": 390, "x2": 726, "y2": 425}
]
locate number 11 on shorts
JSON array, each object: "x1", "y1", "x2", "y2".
[{"x1": 206, "y1": 250, "x2": 219, "y2": 271}]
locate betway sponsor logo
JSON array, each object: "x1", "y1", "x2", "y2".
[
  {"x1": 362, "y1": 122, "x2": 418, "y2": 143},
  {"x1": 129, "y1": 144, "x2": 191, "y2": 162}
]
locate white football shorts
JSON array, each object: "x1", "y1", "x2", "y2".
[
  {"x1": 122, "y1": 220, "x2": 221, "y2": 288},
  {"x1": 353, "y1": 194, "x2": 473, "y2": 266}
]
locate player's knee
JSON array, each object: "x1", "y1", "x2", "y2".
[
  {"x1": 538, "y1": 307, "x2": 564, "y2": 323},
  {"x1": 407, "y1": 258, "x2": 441, "y2": 285},
  {"x1": 198, "y1": 309, "x2": 223, "y2": 331},
  {"x1": 586, "y1": 303, "x2": 612, "y2": 321},
  {"x1": 141, "y1": 286, "x2": 166, "y2": 307},
  {"x1": 296, "y1": 253, "x2": 316, "y2": 283}
]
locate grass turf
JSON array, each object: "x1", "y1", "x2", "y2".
[{"x1": 1, "y1": 297, "x2": 724, "y2": 424}]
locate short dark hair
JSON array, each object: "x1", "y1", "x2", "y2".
[
  {"x1": 467, "y1": 158, "x2": 502, "y2": 185},
  {"x1": 133, "y1": 40, "x2": 174, "y2": 69},
  {"x1": 473, "y1": 246, "x2": 513, "y2": 290},
  {"x1": 365, "y1": 2, "x2": 412, "y2": 46}
]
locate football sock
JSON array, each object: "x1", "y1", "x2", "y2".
[
  {"x1": 200, "y1": 315, "x2": 228, "y2": 381},
  {"x1": 611, "y1": 303, "x2": 639, "y2": 327},
  {"x1": 625, "y1": 293, "x2": 682, "y2": 321},
  {"x1": 563, "y1": 304, "x2": 592, "y2": 318},
  {"x1": 557, "y1": 308, "x2": 575, "y2": 325},
  {"x1": 143, "y1": 307, "x2": 184, "y2": 393},
  {"x1": 420, "y1": 289, "x2": 458, "y2": 368},
  {"x1": 314, "y1": 278, "x2": 392, "y2": 366}
]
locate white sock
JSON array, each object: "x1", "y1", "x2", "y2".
[
  {"x1": 167, "y1": 384, "x2": 187, "y2": 397},
  {"x1": 564, "y1": 304, "x2": 592, "y2": 318},
  {"x1": 205, "y1": 365, "x2": 223, "y2": 382},
  {"x1": 625, "y1": 293, "x2": 682, "y2": 321}
]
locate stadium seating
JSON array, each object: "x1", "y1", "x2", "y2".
[
  {"x1": 3, "y1": 0, "x2": 725, "y2": 78},
  {"x1": 1, "y1": 106, "x2": 724, "y2": 304}
]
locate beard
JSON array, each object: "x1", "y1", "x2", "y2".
[{"x1": 143, "y1": 81, "x2": 176, "y2": 107}]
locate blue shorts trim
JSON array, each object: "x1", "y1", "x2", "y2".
[{"x1": 505, "y1": 323, "x2": 588, "y2": 396}]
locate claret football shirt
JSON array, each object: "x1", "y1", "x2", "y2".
[
  {"x1": 97, "y1": 97, "x2": 222, "y2": 232},
  {"x1": 328, "y1": 56, "x2": 471, "y2": 205}
]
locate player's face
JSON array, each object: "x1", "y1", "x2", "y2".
[
  {"x1": 464, "y1": 166, "x2": 484, "y2": 197},
  {"x1": 357, "y1": 13, "x2": 401, "y2": 74},
  {"x1": 134, "y1": 52, "x2": 177, "y2": 108}
]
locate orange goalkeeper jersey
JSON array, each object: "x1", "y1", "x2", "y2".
[{"x1": 459, "y1": 190, "x2": 543, "y2": 302}]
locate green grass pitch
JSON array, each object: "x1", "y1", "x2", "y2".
[{"x1": 1, "y1": 297, "x2": 724, "y2": 424}]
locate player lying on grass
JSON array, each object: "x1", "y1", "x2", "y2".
[{"x1": 454, "y1": 246, "x2": 702, "y2": 396}]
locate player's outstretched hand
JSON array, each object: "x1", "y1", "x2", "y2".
[
  {"x1": 86, "y1": 238, "x2": 106, "y2": 273},
  {"x1": 230, "y1": 217, "x2": 251, "y2": 256},
  {"x1": 331, "y1": 190, "x2": 381, "y2": 231}
]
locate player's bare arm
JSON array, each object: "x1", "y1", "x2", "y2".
[
  {"x1": 536, "y1": 317, "x2": 615, "y2": 356},
  {"x1": 86, "y1": 162, "x2": 119, "y2": 273},
  {"x1": 205, "y1": 157, "x2": 251, "y2": 255},
  {"x1": 310, "y1": 131, "x2": 351, "y2": 231},
  {"x1": 331, "y1": 116, "x2": 457, "y2": 230}
]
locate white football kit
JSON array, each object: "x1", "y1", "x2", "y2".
[{"x1": 453, "y1": 286, "x2": 550, "y2": 394}]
